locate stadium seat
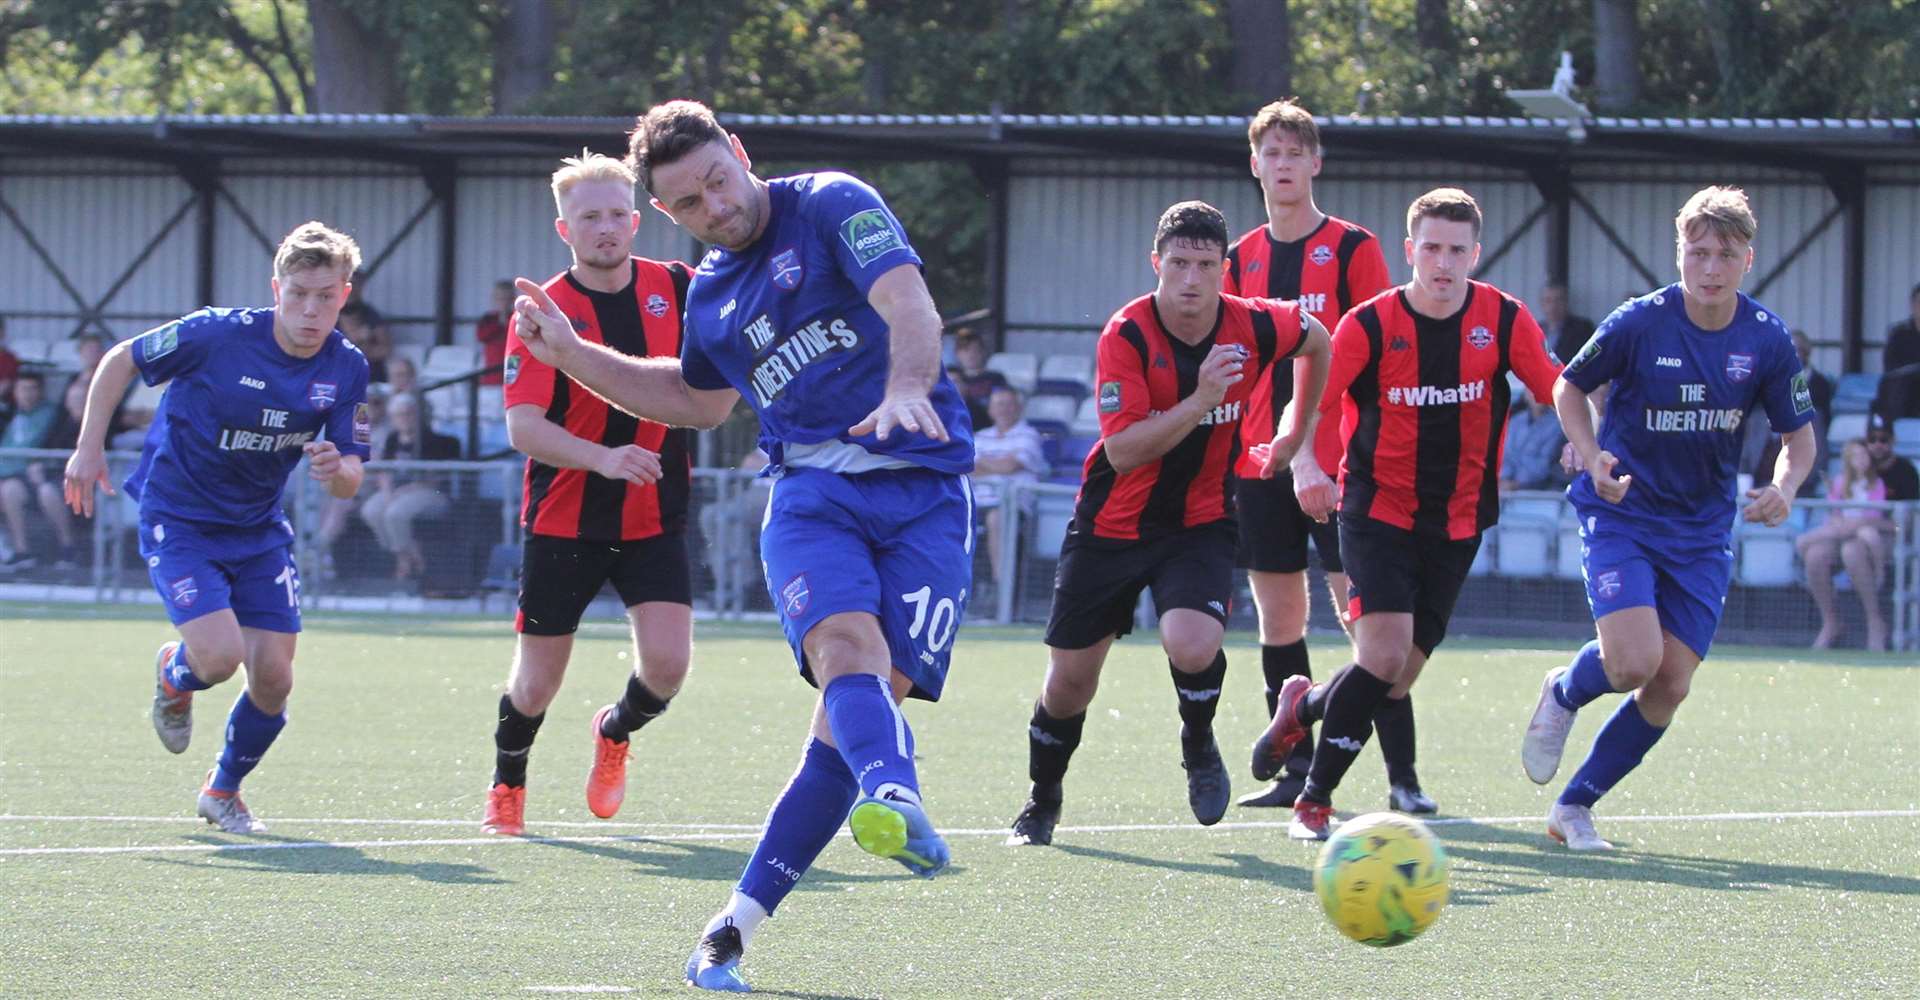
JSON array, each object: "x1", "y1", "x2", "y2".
[
  {"x1": 1827, "y1": 412, "x2": 1867, "y2": 448},
  {"x1": 1036, "y1": 354, "x2": 1094, "y2": 398},
  {"x1": 1494, "y1": 517, "x2": 1556, "y2": 577},
  {"x1": 985, "y1": 351, "x2": 1038, "y2": 393},
  {"x1": 1056, "y1": 434, "x2": 1099, "y2": 472},
  {"x1": 1895, "y1": 419, "x2": 1920, "y2": 459},
  {"x1": 8, "y1": 338, "x2": 56, "y2": 364},
  {"x1": 1469, "y1": 535, "x2": 1494, "y2": 576},
  {"x1": 1833, "y1": 372, "x2": 1878, "y2": 404},
  {"x1": 1071, "y1": 397, "x2": 1102, "y2": 435},
  {"x1": 1024, "y1": 392, "x2": 1079, "y2": 427},
  {"x1": 1736, "y1": 525, "x2": 1798, "y2": 587},
  {"x1": 423, "y1": 344, "x2": 482, "y2": 382},
  {"x1": 1555, "y1": 517, "x2": 1585, "y2": 580},
  {"x1": 1029, "y1": 493, "x2": 1076, "y2": 559}
]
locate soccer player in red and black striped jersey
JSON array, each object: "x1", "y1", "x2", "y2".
[
  {"x1": 1006, "y1": 201, "x2": 1331, "y2": 847},
  {"x1": 481, "y1": 153, "x2": 696, "y2": 836},
  {"x1": 1224, "y1": 99, "x2": 1401, "y2": 813},
  {"x1": 1257, "y1": 188, "x2": 1562, "y2": 840}
]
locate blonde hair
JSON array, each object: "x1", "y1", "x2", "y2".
[
  {"x1": 551, "y1": 149, "x2": 637, "y2": 214},
  {"x1": 273, "y1": 222, "x2": 361, "y2": 280},
  {"x1": 1675, "y1": 185, "x2": 1756, "y2": 246},
  {"x1": 1406, "y1": 187, "x2": 1482, "y2": 240},
  {"x1": 1836, "y1": 439, "x2": 1880, "y2": 497},
  {"x1": 1248, "y1": 98, "x2": 1319, "y2": 154}
]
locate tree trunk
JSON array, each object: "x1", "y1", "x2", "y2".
[
  {"x1": 1591, "y1": 0, "x2": 1640, "y2": 112},
  {"x1": 492, "y1": 0, "x2": 555, "y2": 114},
  {"x1": 1227, "y1": 0, "x2": 1292, "y2": 112},
  {"x1": 1415, "y1": 0, "x2": 1454, "y2": 53},
  {"x1": 309, "y1": 0, "x2": 401, "y2": 113}
]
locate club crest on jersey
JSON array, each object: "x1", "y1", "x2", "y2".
[
  {"x1": 169, "y1": 575, "x2": 198, "y2": 608},
  {"x1": 780, "y1": 574, "x2": 810, "y2": 618},
  {"x1": 1389, "y1": 336, "x2": 1411, "y2": 353},
  {"x1": 770, "y1": 248, "x2": 803, "y2": 290},
  {"x1": 1246, "y1": 260, "x2": 1263, "y2": 274},
  {"x1": 307, "y1": 381, "x2": 338, "y2": 409},
  {"x1": 569, "y1": 314, "x2": 590, "y2": 332},
  {"x1": 1309, "y1": 244, "x2": 1334, "y2": 266},
  {"x1": 1595, "y1": 570, "x2": 1622, "y2": 601},
  {"x1": 1725, "y1": 353, "x2": 1755, "y2": 383},
  {"x1": 645, "y1": 292, "x2": 670, "y2": 318},
  {"x1": 1467, "y1": 325, "x2": 1493, "y2": 350}
]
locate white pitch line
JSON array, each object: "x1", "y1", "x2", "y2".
[
  {"x1": 523, "y1": 988, "x2": 633, "y2": 994},
  {"x1": 0, "y1": 807, "x2": 1912, "y2": 859},
  {"x1": 0, "y1": 814, "x2": 761, "y2": 831}
]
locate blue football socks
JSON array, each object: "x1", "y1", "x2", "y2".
[
  {"x1": 734, "y1": 738, "x2": 860, "y2": 916},
  {"x1": 821, "y1": 673, "x2": 920, "y2": 802},
  {"x1": 1553, "y1": 640, "x2": 1614, "y2": 711},
  {"x1": 1558, "y1": 695, "x2": 1666, "y2": 808},
  {"x1": 210, "y1": 691, "x2": 287, "y2": 793},
  {"x1": 164, "y1": 643, "x2": 213, "y2": 693}
]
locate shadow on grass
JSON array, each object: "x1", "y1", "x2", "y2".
[
  {"x1": 151, "y1": 832, "x2": 506, "y2": 885},
  {"x1": 1052, "y1": 842, "x2": 1313, "y2": 891},
  {"x1": 531, "y1": 836, "x2": 938, "y2": 893},
  {"x1": 1435, "y1": 820, "x2": 1920, "y2": 896}
]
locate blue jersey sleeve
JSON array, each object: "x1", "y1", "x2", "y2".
[
  {"x1": 1757, "y1": 324, "x2": 1815, "y2": 435},
  {"x1": 129, "y1": 310, "x2": 222, "y2": 385},
  {"x1": 1560, "y1": 299, "x2": 1637, "y2": 393},
  {"x1": 807, "y1": 173, "x2": 922, "y2": 297},
  {"x1": 679, "y1": 314, "x2": 731, "y2": 391},
  {"x1": 324, "y1": 360, "x2": 374, "y2": 460}
]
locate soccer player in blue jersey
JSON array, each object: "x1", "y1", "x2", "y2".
[
  {"x1": 508, "y1": 101, "x2": 973, "y2": 993},
  {"x1": 62, "y1": 222, "x2": 372, "y2": 834},
  {"x1": 1521, "y1": 187, "x2": 1817, "y2": 850}
]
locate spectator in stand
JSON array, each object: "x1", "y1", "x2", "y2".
[
  {"x1": 71, "y1": 332, "x2": 108, "y2": 388},
  {"x1": 0, "y1": 372, "x2": 65, "y2": 569},
  {"x1": 338, "y1": 303, "x2": 391, "y2": 382},
  {"x1": 1539, "y1": 282, "x2": 1597, "y2": 365},
  {"x1": 476, "y1": 280, "x2": 513, "y2": 386},
  {"x1": 971, "y1": 385, "x2": 1048, "y2": 591},
  {"x1": 1884, "y1": 282, "x2": 1920, "y2": 374},
  {"x1": 0, "y1": 316, "x2": 20, "y2": 430},
  {"x1": 947, "y1": 328, "x2": 1008, "y2": 430},
  {"x1": 1799, "y1": 414, "x2": 1919, "y2": 652},
  {"x1": 1757, "y1": 330, "x2": 1834, "y2": 497},
  {"x1": 1499, "y1": 387, "x2": 1568, "y2": 492},
  {"x1": 359, "y1": 391, "x2": 460, "y2": 583},
  {"x1": 388, "y1": 355, "x2": 419, "y2": 396},
  {"x1": 23, "y1": 376, "x2": 89, "y2": 564}
]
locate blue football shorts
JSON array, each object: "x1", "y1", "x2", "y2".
[
  {"x1": 759, "y1": 465, "x2": 973, "y2": 702},
  {"x1": 1577, "y1": 508, "x2": 1732, "y2": 660},
  {"x1": 139, "y1": 516, "x2": 302, "y2": 633}
]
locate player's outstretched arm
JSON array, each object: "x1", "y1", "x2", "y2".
[
  {"x1": 511, "y1": 277, "x2": 737, "y2": 429},
  {"x1": 1104, "y1": 343, "x2": 1246, "y2": 474},
  {"x1": 304, "y1": 442, "x2": 364, "y2": 499},
  {"x1": 1745, "y1": 422, "x2": 1816, "y2": 526},
  {"x1": 1554, "y1": 377, "x2": 1631, "y2": 502},
  {"x1": 505, "y1": 404, "x2": 661, "y2": 485},
  {"x1": 62, "y1": 340, "x2": 138, "y2": 517},
  {"x1": 850, "y1": 264, "x2": 948, "y2": 443},
  {"x1": 1263, "y1": 313, "x2": 1333, "y2": 474}
]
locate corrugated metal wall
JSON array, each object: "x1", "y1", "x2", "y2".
[
  {"x1": 0, "y1": 153, "x2": 1908, "y2": 372},
  {"x1": 1002, "y1": 159, "x2": 1545, "y2": 354},
  {"x1": 0, "y1": 160, "x2": 197, "y2": 343}
]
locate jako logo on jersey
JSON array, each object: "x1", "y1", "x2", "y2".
[
  {"x1": 770, "y1": 248, "x2": 803, "y2": 290},
  {"x1": 169, "y1": 575, "x2": 198, "y2": 608},
  {"x1": 1468, "y1": 325, "x2": 1493, "y2": 350},
  {"x1": 1310, "y1": 244, "x2": 1334, "y2": 266},
  {"x1": 1656, "y1": 356, "x2": 1683, "y2": 368},
  {"x1": 645, "y1": 293, "x2": 669, "y2": 318},
  {"x1": 239, "y1": 375, "x2": 267, "y2": 390},
  {"x1": 1384, "y1": 380, "x2": 1486, "y2": 406},
  {"x1": 1725, "y1": 353, "x2": 1755, "y2": 383},
  {"x1": 1595, "y1": 570, "x2": 1622, "y2": 600},
  {"x1": 1298, "y1": 293, "x2": 1327, "y2": 314},
  {"x1": 839, "y1": 209, "x2": 905, "y2": 266},
  {"x1": 307, "y1": 381, "x2": 337, "y2": 409},
  {"x1": 748, "y1": 318, "x2": 862, "y2": 406},
  {"x1": 719, "y1": 298, "x2": 737, "y2": 319},
  {"x1": 780, "y1": 574, "x2": 810, "y2": 617}
]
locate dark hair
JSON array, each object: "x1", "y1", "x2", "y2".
[
  {"x1": 1910, "y1": 282, "x2": 1920, "y2": 301},
  {"x1": 1153, "y1": 201, "x2": 1229, "y2": 256},
  {"x1": 626, "y1": 100, "x2": 729, "y2": 194},
  {"x1": 1406, "y1": 187, "x2": 1483, "y2": 241},
  {"x1": 15, "y1": 369, "x2": 43, "y2": 387}
]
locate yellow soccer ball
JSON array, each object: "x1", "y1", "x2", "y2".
[{"x1": 1312, "y1": 811, "x2": 1450, "y2": 946}]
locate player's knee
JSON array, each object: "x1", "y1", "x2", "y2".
[
  {"x1": 803, "y1": 620, "x2": 883, "y2": 681},
  {"x1": 639, "y1": 649, "x2": 692, "y2": 696},
  {"x1": 248, "y1": 672, "x2": 294, "y2": 711},
  {"x1": 1165, "y1": 638, "x2": 1219, "y2": 673},
  {"x1": 1641, "y1": 671, "x2": 1691, "y2": 713},
  {"x1": 191, "y1": 644, "x2": 245, "y2": 683}
]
